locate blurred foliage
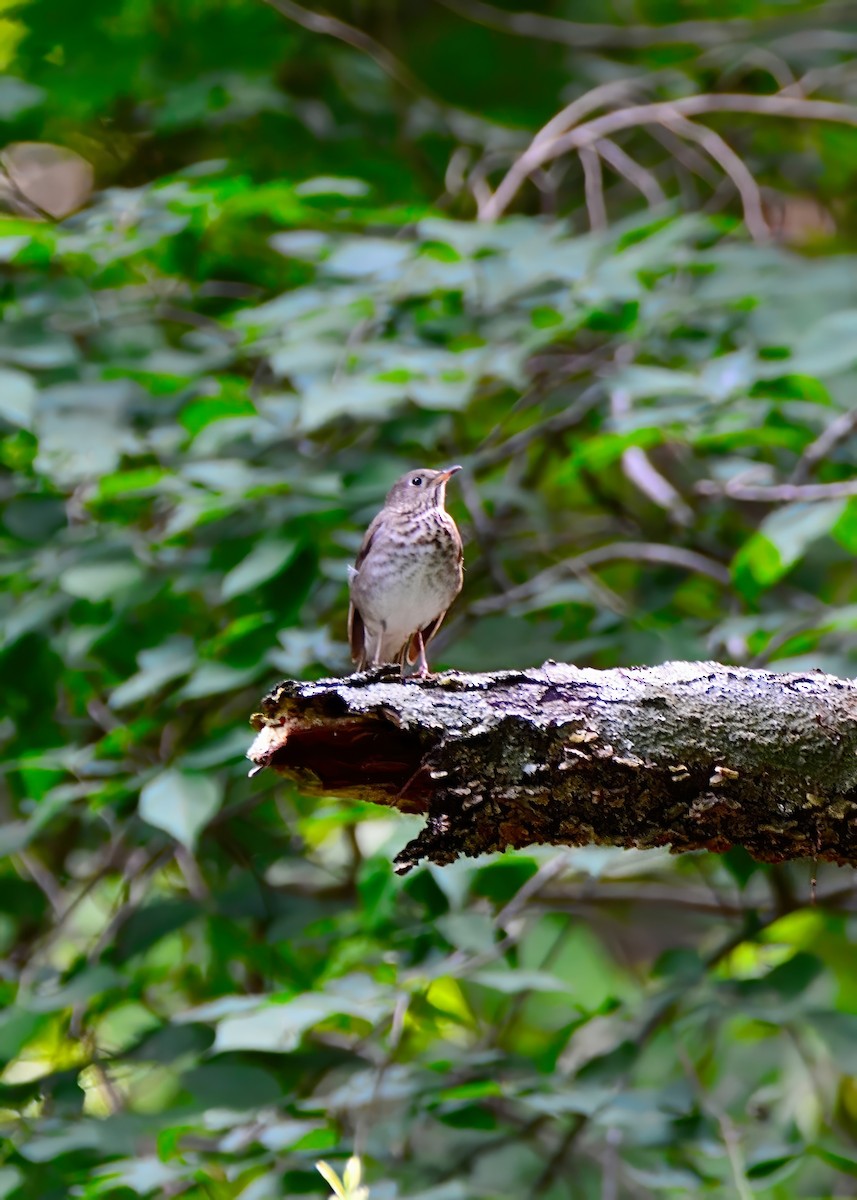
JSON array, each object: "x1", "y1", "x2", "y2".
[{"x1": 5, "y1": 0, "x2": 857, "y2": 1197}]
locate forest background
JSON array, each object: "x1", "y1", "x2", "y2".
[{"x1": 4, "y1": 0, "x2": 857, "y2": 1196}]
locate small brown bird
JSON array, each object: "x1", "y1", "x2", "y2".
[{"x1": 348, "y1": 466, "x2": 463, "y2": 677}]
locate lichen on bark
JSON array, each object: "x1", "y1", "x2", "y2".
[{"x1": 247, "y1": 660, "x2": 857, "y2": 874}]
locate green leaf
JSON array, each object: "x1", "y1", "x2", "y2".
[
  {"x1": 0, "y1": 77, "x2": 44, "y2": 118},
  {"x1": 110, "y1": 639, "x2": 197, "y2": 709},
  {"x1": 91, "y1": 1158, "x2": 183, "y2": 1195},
  {"x1": 469, "y1": 968, "x2": 569, "y2": 994},
  {"x1": 181, "y1": 1062, "x2": 281, "y2": 1109},
  {"x1": 295, "y1": 177, "x2": 369, "y2": 198},
  {"x1": 97, "y1": 466, "x2": 168, "y2": 497},
  {"x1": 59, "y1": 559, "x2": 144, "y2": 600},
  {"x1": 0, "y1": 367, "x2": 36, "y2": 428},
  {"x1": 139, "y1": 769, "x2": 222, "y2": 849},
  {"x1": 0, "y1": 1167, "x2": 23, "y2": 1200},
  {"x1": 222, "y1": 539, "x2": 297, "y2": 599},
  {"x1": 214, "y1": 980, "x2": 392, "y2": 1052},
  {"x1": 785, "y1": 309, "x2": 857, "y2": 376},
  {"x1": 733, "y1": 499, "x2": 846, "y2": 590},
  {"x1": 23, "y1": 965, "x2": 123, "y2": 1013}
]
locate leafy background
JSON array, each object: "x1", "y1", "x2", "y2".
[{"x1": 4, "y1": 1, "x2": 857, "y2": 1197}]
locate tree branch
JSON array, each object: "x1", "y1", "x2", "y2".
[
  {"x1": 247, "y1": 661, "x2": 857, "y2": 874},
  {"x1": 435, "y1": 0, "x2": 834, "y2": 49},
  {"x1": 696, "y1": 477, "x2": 857, "y2": 502},
  {"x1": 261, "y1": 0, "x2": 428, "y2": 97},
  {"x1": 481, "y1": 93, "x2": 857, "y2": 219},
  {"x1": 472, "y1": 542, "x2": 732, "y2": 613}
]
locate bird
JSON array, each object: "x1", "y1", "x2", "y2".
[{"x1": 348, "y1": 466, "x2": 464, "y2": 677}]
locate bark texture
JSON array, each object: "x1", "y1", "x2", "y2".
[{"x1": 246, "y1": 661, "x2": 857, "y2": 874}]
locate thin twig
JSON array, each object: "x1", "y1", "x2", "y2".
[
  {"x1": 457, "y1": 470, "x2": 513, "y2": 591},
  {"x1": 534, "y1": 1114, "x2": 588, "y2": 1195},
  {"x1": 596, "y1": 138, "x2": 667, "y2": 206},
  {"x1": 531, "y1": 80, "x2": 646, "y2": 150},
  {"x1": 579, "y1": 145, "x2": 607, "y2": 230},
  {"x1": 481, "y1": 93, "x2": 857, "y2": 220},
  {"x1": 154, "y1": 303, "x2": 239, "y2": 345},
  {"x1": 621, "y1": 447, "x2": 694, "y2": 523},
  {"x1": 261, "y1": 0, "x2": 428, "y2": 97},
  {"x1": 436, "y1": 0, "x2": 762, "y2": 49},
  {"x1": 697, "y1": 477, "x2": 857, "y2": 502},
  {"x1": 494, "y1": 852, "x2": 573, "y2": 932},
  {"x1": 15, "y1": 851, "x2": 63, "y2": 915},
  {"x1": 771, "y1": 29, "x2": 857, "y2": 56},
  {"x1": 702, "y1": 44, "x2": 797, "y2": 92},
  {"x1": 790, "y1": 410, "x2": 857, "y2": 484},
  {"x1": 471, "y1": 385, "x2": 602, "y2": 470},
  {"x1": 612, "y1": 385, "x2": 694, "y2": 525},
  {"x1": 443, "y1": 145, "x2": 472, "y2": 199},
  {"x1": 473, "y1": 540, "x2": 730, "y2": 614},
  {"x1": 678, "y1": 1046, "x2": 755, "y2": 1200},
  {"x1": 174, "y1": 845, "x2": 210, "y2": 902},
  {"x1": 442, "y1": 0, "x2": 857, "y2": 52},
  {"x1": 660, "y1": 112, "x2": 769, "y2": 240},
  {"x1": 601, "y1": 1127, "x2": 622, "y2": 1200},
  {"x1": 781, "y1": 58, "x2": 857, "y2": 101},
  {"x1": 649, "y1": 124, "x2": 720, "y2": 186}
]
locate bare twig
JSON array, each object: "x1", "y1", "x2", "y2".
[
  {"x1": 473, "y1": 540, "x2": 730, "y2": 614},
  {"x1": 471, "y1": 385, "x2": 603, "y2": 470},
  {"x1": 531, "y1": 80, "x2": 646, "y2": 150},
  {"x1": 534, "y1": 1115, "x2": 589, "y2": 1195},
  {"x1": 620, "y1": 447, "x2": 694, "y2": 523},
  {"x1": 443, "y1": 145, "x2": 473, "y2": 199},
  {"x1": 771, "y1": 29, "x2": 857, "y2": 56},
  {"x1": 494, "y1": 852, "x2": 573, "y2": 933},
  {"x1": 436, "y1": 0, "x2": 759, "y2": 49},
  {"x1": 16, "y1": 851, "x2": 63, "y2": 915},
  {"x1": 697, "y1": 478, "x2": 857, "y2": 502},
  {"x1": 175, "y1": 845, "x2": 210, "y2": 902},
  {"x1": 261, "y1": 0, "x2": 428, "y2": 97},
  {"x1": 546, "y1": 874, "x2": 857, "y2": 917},
  {"x1": 649, "y1": 124, "x2": 721, "y2": 186},
  {"x1": 781, "y1": 58, "x2": 857, "y2": 101},
  {"x1": 612, "y1": 385, "x2": 693, "y2": 525},
  {"x1": 702, "y1": 44, "x2": 797, "y2": 92},
  {"x1": 88, "y1": 1058, "x2": 126, "y2": 1116},
  {"x1": 457, "y1": 470, "x2": 513, "y2": 592},
  {"x1": 441, "y1": 0, "x2": 857, "y2": 53},
  {"x1": 678, "y1": 1047, "x2": 755, "y2": 1200},
  {"x1": 481, "y1": 93, "x2": 857, "y2": 220},
  {"x1": 579, "y1": 145, "x2": 607, "y2": 231},
  {"x1": 596, "y1": 139, "x2": 666, "y2": 206},
  {"x1": 660, "y1": 112, "x2": 769, "y2": 240},
  {"x1": 154, "y1": 303, "x2": 239, "y2": 344},
  {"x1": 790, "y1": 410, "x2": 857, "y2": 484}
]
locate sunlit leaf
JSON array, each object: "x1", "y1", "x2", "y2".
[
  {"x1": 139, "y1": 769, "x2": 222, "y2": 849},
  {"x1": 0, "y1": 366, "x2": 36, "y2": 428},
  {"x1": 222, "y1": 539, "x2": 297, "y2": 599}
]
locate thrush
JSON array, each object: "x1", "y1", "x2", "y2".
[{"x1": 348, "y1": 466, "x2": 464, "y2": 677}]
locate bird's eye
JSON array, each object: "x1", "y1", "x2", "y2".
[{"x1": 411, "y1": 476, "x2": 423, "y2": 487}]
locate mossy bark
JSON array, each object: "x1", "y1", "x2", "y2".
[{"x1": 247, "y1": 661, "x2": 857, "y2": 874}]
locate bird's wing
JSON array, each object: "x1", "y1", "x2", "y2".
[
  {"x1": 353, "y1": 511, "x2": 384, "y2": 571},
  {"x1": 347, "y1": 600, "x2": 367, "y2": 667},
  {"x1": 347, "y1": 513, "x2": 384, "y2": 667}
]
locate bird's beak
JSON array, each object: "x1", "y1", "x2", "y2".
[{"x1": 434, "y1": 465, "x2": 462, "y2": 485}]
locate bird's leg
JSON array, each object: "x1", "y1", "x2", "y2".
[
  {"x1": 414, "y1": 630, "x2": 430, "y2": 678},
  {"x1": 371, "y1": 626, "x2": 385, "y2": 668}
]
